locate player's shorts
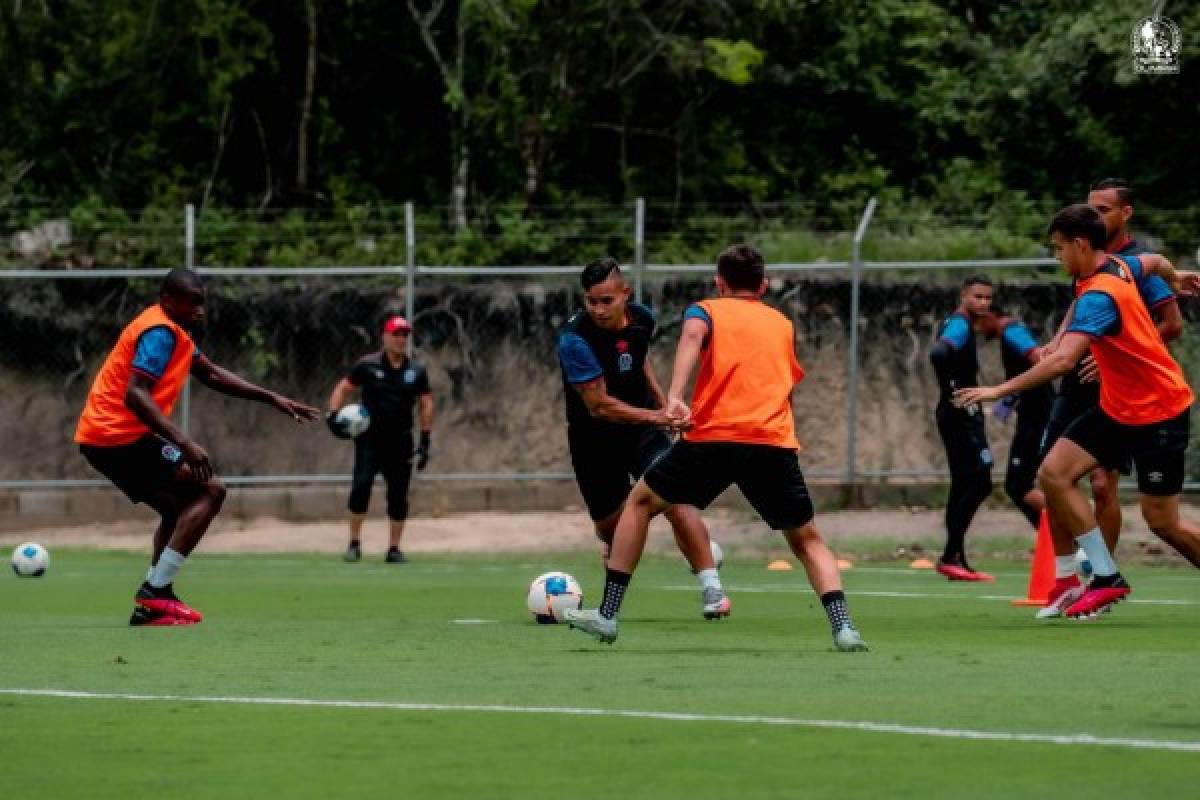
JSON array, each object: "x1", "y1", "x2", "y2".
[
  {"x1": 1063, "y1": 406, "x2": 1190, "y2": 496},
  {"x1": 79, "y1": 434, "x2": 185, "y2": 503},
  {"x1": 643, "y1": 440, "x2": 814, "y2": 531},
  {"x1": 936, "y1": 404, "x2": 993, "y2": 475},
  {"x1": 568, "y1": 426, "x2": 672, "y2": 521},
  {"x1": 1006, "y1": 408, "x2": 1049, "y2": 496},
  {"x1": 1040, "y1": 382, "x2": 1132, "y2": 475}
]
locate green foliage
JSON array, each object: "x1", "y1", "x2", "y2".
[{"x1": 1, "y1": 0, "x2": 1196, "y2": 262}]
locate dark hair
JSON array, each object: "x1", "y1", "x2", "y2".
[
  {"x1": 1090, "y1": 177, "x2": 1134, "y2": 206},
  {"x1": 716, "y1": 243, "x2": 765, "y2": 290},
  {"x1": 1048, "y1": 204, "x2": 1107, "y2": 250},
  {"x1": 962, "y1": 274, "x2": 993, "y2": 290},
  {"x1": 581, "y1": 256, "x2": 622, "y2": 290},
  {"x1": 161, "y1": 267, "x2": 204, "y2": 298}
]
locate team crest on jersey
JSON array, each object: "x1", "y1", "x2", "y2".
[
  {"x1": 161, "y1": 444, "x2": 182, "y2": 463},
  {"x1": 403, "y1": 368, "x2": 417, "y2": 384},
  {"x1": 617, "y1": 353, "x2": 634, "y2": 372}
]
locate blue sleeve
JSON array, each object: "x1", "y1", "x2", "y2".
[
  {"x1": 558, "y1": 333, "x2": 604, "y2": 384},
  {"x1": 1002, "y1": 322, "x2": 1038, "y2": 358},
  {"x1": 131, "y1": 326, "x2": 178, "y2": 380},
  {"x1": 683, "y1": 304, "x2": 712, "y2": 348},
  {"x1": 938, "y1": 316, "x2": 970, "y2": 350},
  {"x1": 683, "y1": 304, "x2": 712, "y2": 329},
  {"x1": 1119, "y1": 254, "x2": 1175, "y2": 310},
  {"x1": 1067, "y1": 291, "x2": 1120, "y2": 338}
]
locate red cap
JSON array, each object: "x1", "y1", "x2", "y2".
[{"x1": 382, "y1": 316, "x2": 411, "y2": 335}]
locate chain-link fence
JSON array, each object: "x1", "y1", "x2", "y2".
[{"x1": 3, "y1": 200, "x2": 1199, "y2": 489}]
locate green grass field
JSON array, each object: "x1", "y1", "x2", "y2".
[{"x1": 3, "y1": 548, "x2": 1200, "y2": 798}]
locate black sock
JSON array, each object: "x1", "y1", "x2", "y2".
[
  {"x1": 350, "y1": 540, "x2": 361, "y2": 547},
  {"x1": 599, "y1": 568, "x2": 632, "y2": 620},
  {"x1": 821, "y1": 590, "x2": 854, "y2": 633}
]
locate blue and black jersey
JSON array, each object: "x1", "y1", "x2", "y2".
[
  {"x1": 999, "y1": 320, "x2": 1053, "y2": 417},
  {"x1": 930, "y1": 311, "x2": 978, "y2": 404},
  {"x1": 130, "y1": 326, "x2": 201, "y2": 382},
  {"x1": 558, "y1": 302, "x2": 656, "y2": 434}
]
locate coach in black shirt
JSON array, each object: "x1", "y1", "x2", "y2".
[{"x1": 327, "y1": 315, "x2": 433, "y2": 563}]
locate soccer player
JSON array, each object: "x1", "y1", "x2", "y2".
[
  {"x1": 977, "y1": 311, "x2": 1052, "y2": 529},
  {"x1": 327, "y1": 315, "x2": 434, "y2": 563},
  {"x1": 929, "y1": 276, "x2": 996, "y2": 581},
  {"x1": 1038, "y1": 178, "x2": 1183, "y2": 555},
  {"x1": 75, "y1": 268, "x2": 319, "y2": 626},
  {"x1": 955, "y1": 205, "x2": 1199, "y2": 619},
  {"x1": 559, "y1": 257, "x2": 729, "y2": 619},
  {"x1": 565, "y1": 244, "x2": 867, "y2": 651}
]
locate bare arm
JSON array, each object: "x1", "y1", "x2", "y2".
[
  {"x1": 955, "y1": 333, "x2": 1091, "y2": 407},
  {"x1": 191, "y1": 353, "x2": 319, "y2": 422},
  {"x1": 666, "y1": 317, "x2": 708, "y2": 421},
  {"x1": 1154, "y1": 299, "x2": 1184, "y2": 344},
  {"x1": 125, "y1": 371, "x2": 212, "y2": 481},
  {"x1": 328, "y1": 377, "x2": 357, "y2": 410},
  {"x1": 643, "y1": 357, "x2": 667, "y2": 410},
  {"x1": 418, "y1": 391, "x2": 434, "y2": 432},
  {"x1": 574, "y1": 376, "x2": 670, "y2": 426}
]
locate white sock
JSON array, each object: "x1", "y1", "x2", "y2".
[
  {"x1": 1074, "y1": 529, "x2": 1117, "y2": 578},
  {"x1": 1055, "y1": 555, "x2": 1076, "y2": 579},
  {"x1": 696, "y1": 568, "x2": 722, "y2": 592},
  {"x1": 149, "y1": 547, "x2": 186, "y2": 589},
  {"x1": 145, "y1": 566, "x2": 155, "y2": 582}
]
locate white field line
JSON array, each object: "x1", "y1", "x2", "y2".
[
  {"x1": 661, "y1": 585, "x2": 1200, "y2": 606},
  {"x1": 2, "y1": 687, "x2": 1198, "y2": 754}
]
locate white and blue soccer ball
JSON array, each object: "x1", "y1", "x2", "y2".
[
  {"x1": 1075, "y1": 548, "x2": 1093, "y2": 581},
  {"x1": 526, "y1": 571, "x2": 583, "y2": 624},
  {"x1": 334, "y1": 403, "x2": 371, "y2": 438},
  {"x1": 11, "y1": 542, "x2": 49, "y2": 577}
]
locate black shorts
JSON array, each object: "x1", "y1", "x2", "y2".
[
  {"x1": 643, "y1": 440, "x2": 815, "y2": 531},
  {"x1": 1063, "y1": 407, "x2": 1190, "y2": 496},
  {"x1": 1006, "y1": 409, "x2": 1048, "y2": 496},
  {"x1": 568, "y1": 427, "x2": 672, "y2": 521},
  {"x1": 80, "y1": 434, "x2": 185, "y2": 503},
  {"x1": 936, "y1": 404, "x2": 993, "y2": 476}
]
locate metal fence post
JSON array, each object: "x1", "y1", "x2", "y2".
[
  {"x1": 633, "y1": 197, "x2": 645, "y2": 303},
  {"x1": 405, "y1": 202, "x2": 416, "y2": 357},
  {"x1": 181, "y1": 203, "x2": 195, "y2": 436},
  {"x1": 845, "y1": 196, "x2": 877, "y2": 486}
]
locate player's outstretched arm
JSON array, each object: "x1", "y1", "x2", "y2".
[
  {"x1": 666, "y1": 317, "x2": 708, "y2": 424},
  {"x1": 574, "y1": 376, "x2": 673, "y2": 427},
  {"x1": 191, "y1": 354, "x2": 319, "y2": 423},
  {"x1": 954, "y1": 333, "x2": 1089, "y2": 408},
  {"x1": 1138, "y1": 254, "x2": 1190, "y2": 296}
]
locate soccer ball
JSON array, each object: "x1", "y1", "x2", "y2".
[
  {"x1": 11, "y1": 542, "x2": 49, "y2": 577},
  {"x1": 1074, "y1": 547, "x2": 1093, "y2": 580},
  {"x1": 709, "y1": 539, "x2": 724, "y2": 569},
  {"x1": 333, "y1": 403, "x2": 371, "y2": 438},
  {"x1": 526, "y1": 571, "x2": 583, "y2": 624}
]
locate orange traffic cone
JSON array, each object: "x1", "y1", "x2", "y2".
[{"x1": 1011, "y1": 509, "x2": 1055, "y2": 606}]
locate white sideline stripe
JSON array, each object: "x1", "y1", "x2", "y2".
[
  {"x1": 662, "y1": 585, "x2": 1200, "y2": 606},
  {"x1": 2, "y1": 688, "x2": 1198, "y2": 753}
]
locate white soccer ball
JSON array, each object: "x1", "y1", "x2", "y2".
[
  {"x1": 335, "y1": 403, "x2": 371, "y2": 438},
  {"x1": 526, "y1": 571, "x2": 583, "y2": 624},
  {"x1": 709, "y1": 539, "x2": 724, "y2": 570},
  {"x1": 11, "y1": 542, "x2": 49, "y2": 577}
]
